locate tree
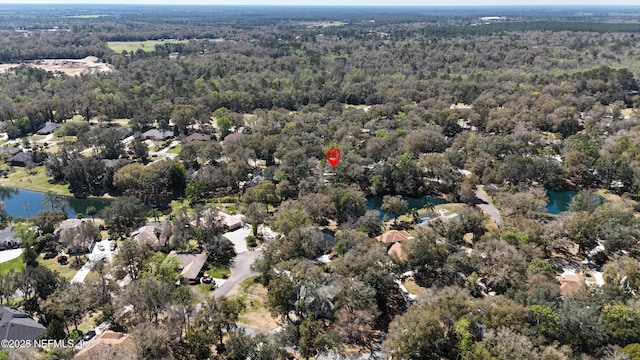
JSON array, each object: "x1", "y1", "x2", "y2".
[
  {"x1": 131, "y1": 321, "x2": 173, "y2": 360},
  {"x1": 171, "y1": 104, "x2": 195, "y2": 136},
  {"x1": 120, "y1": 276, "x2": 173, "y2": 323},
  {"x1": 194, "y1": 297, "x2": 244, "y2": 350},
  {"x1": 99, "y1": 196, "x2": 146, "y2": 236},
  {"x1": 243, "y1": 180, "x2": 279, "y2": 211},
  {"x1": 217, "y1": 115, "x2": 231, "y2": 138},
  {"x1": 131, "y1": 138, "x2": 149, "y2": 163},
  {"x1": 327, "y1": 185, "x2": 367, "y2": 225},
  {"x1": 115, "y1": 239, "x2": 150, "y2": 281},
  {"x1": 60, "y1": 221, "x2": 99, "y2": 262},
  {"x1": 243, "y1": 202, "x2": 268, "y2": 237},
  {"x1": 40, "y1": 191, "x2": 68, "y2": 213},
  {"x1": 457, "y1": 179, "x2": 477, "y2": 205},
  {"x1": 381, "y1": 195, "x2": 408, "y2": 226},
  {"x1": 86, "y1": 206, "x2": 97, "y2": 222}
]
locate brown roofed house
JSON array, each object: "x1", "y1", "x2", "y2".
[
  {"x1": 557, "y1": 273, "x2": 584, "y2": 296},
  {"x1": 131, "y1": 224, "x2": 171, "y2": 251},
  {"x1": 185, "y1": 132, "x2": 210, "y2": 142},
  {"x1": 73, "y1": 330, "x2": 137, "y2": 360},
  {"x1": 169, "y1": 251, "x2": 208, "y2": 282},
  {"x1": 375, "y1": 230, "x2": 412, "y2": 244},
  {"x1": 191, "y1": 208, "x2": 243, "y2": 231},
  {"x1": 388, "y1": 241, "x2": 408, "y2": 262}
]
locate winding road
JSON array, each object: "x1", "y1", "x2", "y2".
[
  {"x1": 475, "y1": 185, "x2": 503, "y2": 225},
  {"x1": 212, "y1": 250, "x2": 261, "y2": 298}
]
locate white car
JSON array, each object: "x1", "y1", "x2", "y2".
[{"x1": 97, "y1": 243, "x2": 105, "y2": 251}]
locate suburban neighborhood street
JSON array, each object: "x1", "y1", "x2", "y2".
[{"x1": 213, "y1": 250, "x2": 261, "y2": 298}]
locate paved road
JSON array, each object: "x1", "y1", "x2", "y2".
[
  {"x1": 475, "y1": 186, "x2": 503, "y2": 225},
  {"x1": 213, "y1": 250, "x2": 261, "y2": 298},
  {"x1": 0, "y1": 248, "x2": 23, "y2": 264}
]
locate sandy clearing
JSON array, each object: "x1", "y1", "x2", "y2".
[{"x1": 0, "y1": 56, "x2": 112, "y2": 76}]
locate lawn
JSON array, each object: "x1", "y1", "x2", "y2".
[
  {"x1": 192, "y1": 283, "x2": 216, "y2": 300},
  {"x1": 231, "y1": 276, "x2": 283, "y2": 331},
  {"x1": 0, "y1": 254, "x2": 25, "y2": 274},
  {"x1": 166, "y1": 145, "x2": 183, "y2": 154},
  {"x1": 40, "y1": 255, "x2": 80, "y2": 281},
  {"x1": 205, "y1": 265, "x2": 230, "y2": 279},
  {"x1": 1, "y1": 165, "x2": 72, "y2": 196},
  {"x1": 107, "y1": 40, "x2": 189, "y2": 53},
  {"x1": 403, "y1": 278, "x2": 424, "y2": 296}
]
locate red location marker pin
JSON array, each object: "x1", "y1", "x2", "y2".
[{"x1": 326, "y1": 147, "x2": 341, "y2": 167}]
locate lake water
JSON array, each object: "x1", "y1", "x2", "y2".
[
  {"x1": 546, "y1": 190, "x2": 577, "y2": 214},
  {"x1": 366, "y1": 196, "x2": 447, "y2": 220},
  {"x1": 0, "y1": 187, "x2": 112, "y2": 219}
]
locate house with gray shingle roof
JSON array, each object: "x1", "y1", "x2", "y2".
[
  {"x1": 142, "y1": 129, "x2": 174, "y2": 141},
  {"x1": 0, "y1": 306, "x2": 46, "y2": 342},
  {"x1": 36, "y1": 121, "x2": 60, "y2": 135}
]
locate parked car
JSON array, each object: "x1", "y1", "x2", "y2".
[
  {"x1": 83, "y1": 330, "x2": 96, "y2": 341},
  {"x1": 97, "y1": 243, "x2": 105, "y2": 251},
  {"x1": 43, "y1": 252, "x2": 57, "y2": 260},
  {"x1": 57, "y1": 255, "x2": 68, "y2": 265},
  {"x1": 110, "y1": 241, "x2": 117, "y2": 251},
  {"x1": 328, "y1": 252, "x2": 337, "y2": 260}
]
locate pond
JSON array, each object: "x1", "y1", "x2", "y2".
[
  {"x1": 367, "y1": 196, "x2": 447, "y2": 220},
  {"x1": 0, "y1": 187, "x2": 112, "y2": 219},
  {"x1": 546, "y1": 190, "x2": 577, "y2": 214}
]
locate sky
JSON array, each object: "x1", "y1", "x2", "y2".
[{"x1": 1, "y1": 0, "x2": 640, "y2": 6}]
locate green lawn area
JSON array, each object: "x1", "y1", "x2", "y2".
[
  {"x1": 40, "y1": 255, "x2": 80, "y2": 281},
  {"x1": 28, "y1": 135, "x2": 46, "y2": 141},
  {"x1": 206, "y1": 265, "x2": 230, "y2": 279},
  {"x1": 107, "y1": 40, "x2": 189, "y2": 53},
  {"x1": 192, "y1": 283, "x2": 216, "y2": 300},
  {"x1": 0, "y1": 254, "x2": 25, "y2": 274},
  {"x1": 166, "y1": 145, "x2": 183, "y2": 154},
  {"x1": 1, "y1": 165, "x2": 72, "y2": 196}
]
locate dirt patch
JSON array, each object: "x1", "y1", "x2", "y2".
[
  {"x1": 0, "y1": 56, "x2": 112, "y2": 76},
  {"x1": 229, "y1": 279, "x2": 283, "y2": 331}
]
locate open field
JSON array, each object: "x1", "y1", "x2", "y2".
[
  {"x1": 1, "y1": 165, "x2": 72, "y2": 196},
  {"x1": 107, "y1": 40, "x2": 189, "y2": 53}
]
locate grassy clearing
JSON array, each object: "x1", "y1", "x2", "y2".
[
  {"x1": 77, "y1": 311, "x2": 102, "y2": 333},
  {"x1": 166, "y1": 145, "x2": 183, "y2": 154},
  {"x1": 0, "y1": 254, "x2": 25, "y2": 274},
  {"x1": 206, "y1": 265, "x2": 230, "y2": 279},
  {"x1": 192, "y1": 283, "x2": 216, "y2": 300},
  {"x1": 403, "y1": 279, "x2": 424, "y2": 295},
  {"x1": 107, "y1": 40, "x2": 188, "y2": 53},
  {"x1": 39, "y1": 255, "x2": 79, "y2": 281},
  {"x1": 231, "y1": 276, "x2": 283, "y2": 331},
  {"x1": 1, "y1": 165, "x2": 72, "y2": 196}
]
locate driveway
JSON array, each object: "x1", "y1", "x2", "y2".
[
  {"x1": 70, "y1": 239, "x2": 115, "y2": 284},
  {"x1": 0, "y1": 248, "x2": 23, "y2": 264},
  {"x1": 475, "y1": 186, "x2": 502, "y2": 225},
  {"x1": 213, "y1": 250, "x2": 261, "y2": 298},
  {"x1": 222, "y1": 225, "x2": 251, "y2": 254}
]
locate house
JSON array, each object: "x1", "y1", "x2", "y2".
[
  {"x1": 36, "y1": 121, "x2": 60, "y2": 135},
  {"x1": 73, "y1": 330, "x2": 137, "y2": 360},
  {"x1": 418, "y1": 212, "x2": 461, "y2": 229},
  {"x1": 103, "y1": 158, "x2": 132, "y2": 169},
  {"x1": 169, "y1": 251, "x2": 208, "y2": 282},
  {"x1": 0, "y1": 227, "x2": 18, "y2": 250},
  {"x1": 375, "y1": 230, "x2": 412, "y2": 245},
  {"x1": 142, "y1": 129, "x2": 174, "y2": 141},
  {"x1": 0, "y1": 306, "x2": 46, "y2": 342},
  {"x1": 388, "y1": 242, "x2": 408, "y2": 262},
  {"x1": 313, "y1": 228, "x2": 336, "y2": 251},
  {"x1": 5, "y1": 146, "x2": 21, "y2": 156},
  {"x1": 223, "y1": 132, "x2": 243, "y2": 143},
  {"x1": 557, "y1": 273, "x2": 585, "y2": 296},
  {"x1": 191, "y1": 209, "x2": 243, "y2": 231},
  {"x1": 56, "y1": 219, "x2": 95, "y2": 254},
  {"x1": 131, "y1": 223, "x2": 171, "y2": 250},
  {"x1": 185, "y1": 132, "x2": 210, "y2": 142},
  {"x1": 116, "y1": 126, "x2": 133, "y2": 139},
  {"x1": 375, "y1": 230, "x2": 414, "y2": 259},
  {"x1": 294, "y1": 284, "x2": 339, "y2": 319},
  {"x1": 9, "y1": 152, "x2": 33, "y2": 167}
]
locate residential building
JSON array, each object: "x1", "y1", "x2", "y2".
[{"x1": 0, "y1": 306, "x2": 46, "y2": 342}]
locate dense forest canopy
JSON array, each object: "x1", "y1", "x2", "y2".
[{"x1": 3, "y1": 5, "x2": 640, "y2": 360}]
